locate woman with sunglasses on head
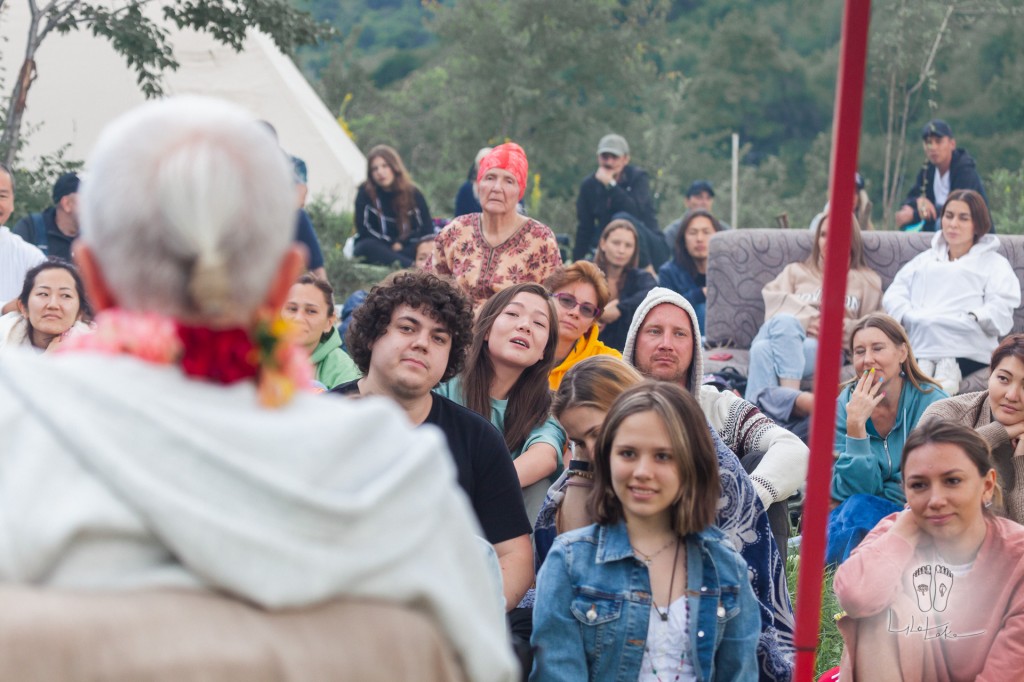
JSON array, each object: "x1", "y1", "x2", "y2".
[
  {"x1": 832, "y1": 421, "x2": 1024, "y2": 682},
  {"x1": 544, "y1": 261, "x2": 622, "y2": 391}
]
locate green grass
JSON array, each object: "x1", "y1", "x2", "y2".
[{"x1": 786, "y1": 553, "x2": 844, "y2": 676}]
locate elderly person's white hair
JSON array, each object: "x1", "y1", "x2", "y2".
[{"x1": 80, "y1": 96, "x2": 296, "y2": 322}]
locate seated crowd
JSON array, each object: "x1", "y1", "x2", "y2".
[{"x1": 1, "y1": 109, "x2": 1021, "y2": 682}]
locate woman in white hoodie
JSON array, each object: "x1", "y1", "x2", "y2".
[{"x1": 884, "y1": 189, "x2": 1019, "y2": 395}]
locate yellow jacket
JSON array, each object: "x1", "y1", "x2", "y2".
[{"x1": 548, "y1": 324, "x2": 623, "y2": 390}]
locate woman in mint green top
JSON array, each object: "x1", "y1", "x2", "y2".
[
  {"x1": 282, "y1": 275, "x2": 361, "y2": 390},
  {"x1": 437, "y1": 283, "x2": 565, "y2": 521}
]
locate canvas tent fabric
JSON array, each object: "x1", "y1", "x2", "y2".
[{"x1": 0, "y1": 2, "x2": 365, "y2": 209}]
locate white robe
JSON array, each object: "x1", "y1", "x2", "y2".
[{"x1": 0, "y1": 350, "x2": 516, "y2": 682}]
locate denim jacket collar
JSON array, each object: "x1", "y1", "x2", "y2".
[{"x1": 595, "y1": 520, "x2": 724, "y2": 564}]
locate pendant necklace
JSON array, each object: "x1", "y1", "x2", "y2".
[
  {"x1": 649, "y1": 538, "x2": 682, "y2": 622},
  {"x1": 632, "y1": 536, "x2": 676, "y2": 566}
]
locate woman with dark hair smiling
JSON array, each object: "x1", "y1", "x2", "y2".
[
  {"x1": 435, "y1": 282, "x2": 566, "y2": 520},
  {"x1": 531, "y1": 382, "x2": 760, "y2": 681},
  {"x1": 833, "y1": 421, "x2": 1024, "y2": 682},
  {"x1": 920, "y1": 333, "x2": 1024, "y2": 524},
  {"x1": 0, "y1": 258, "x2": 91, "y2": 353},
  {"x1": 353, "y1": 144, "x2": 433, "y2": 267},
  {"x1": 280, "y1": 274, "x2": 359, "y2": 390},
  {"x1": 884, "y1": 188, "x2": 1019, "y2": 395}
]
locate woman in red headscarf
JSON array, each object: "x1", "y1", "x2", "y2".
[{"x1": 425, "y1": 143, "x2": 562, "y2": 312}]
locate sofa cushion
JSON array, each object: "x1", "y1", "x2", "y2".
[{"x1": 706, "y1": 229, "x2": 1024, "y2": 349}]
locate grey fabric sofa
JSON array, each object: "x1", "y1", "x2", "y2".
[{"x1": 702, "y1": 228, "x2": 1024, "y2": 393}]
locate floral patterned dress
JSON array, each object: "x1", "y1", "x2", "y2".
[{"x1": 425, "y1": 213, "x2": 563, "y2": 310}]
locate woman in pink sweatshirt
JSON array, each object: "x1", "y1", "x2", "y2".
[{"x1": 833, "y1": 421, "x2": 1024, "y2": 682}]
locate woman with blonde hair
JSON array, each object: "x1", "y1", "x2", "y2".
[
  {"x1": 745, "y1": 211, "x2": 882, "y2": 427},
  {"x1": 544, "y1": 260, "x2": 621, "y2": 390},
  {"x1": 828, "y1": 313, "x2": 948, "y2": 564},
  {"x1": 592, "y1": 218, "x2": 656, "y2": 352},
  {"x1": 353, "y1": 144, "x2": 433, "y2": 267}
]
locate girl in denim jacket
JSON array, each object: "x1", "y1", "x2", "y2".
[{"x1": 531, "y1": 382, "x2": 760, "y2": 681}]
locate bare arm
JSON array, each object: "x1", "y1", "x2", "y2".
[
  {"x1": 493, "y1": 534, "x2": 534, "y2": 612},
  {"x1": 514, "y1": 443, "x2": 558, "y2": 488},
  {"x1": 555, "y1": 482, "x2": 594, "y2": 535}
]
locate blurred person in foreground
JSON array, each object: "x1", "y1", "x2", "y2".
[{"x1": 0, "y1": 96, "x2": 516, "y2": 682}]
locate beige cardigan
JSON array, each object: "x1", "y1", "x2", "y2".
[{"x1": 920, "y1": 390, "x2": 1024, "y2": 523}]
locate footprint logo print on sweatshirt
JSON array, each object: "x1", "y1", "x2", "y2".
[{"x1": 911, "y1": 564, "x2": 954, "y2": 612}]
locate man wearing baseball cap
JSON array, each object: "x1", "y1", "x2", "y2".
[
  {"x1": 573, "y1": 133, "x2": 659, "y2": 260},
  {"x1": 13, "y1": 171, "x2": 81, "y2": 260},
  {"x1": 662, "y1": 179, "x2": 732, "y2": 248},
  {"x1": 896, "y1": 119, "x2": 989, "y2": 232}
]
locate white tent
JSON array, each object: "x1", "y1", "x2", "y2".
[{"x1": 0, "y1": 2, "x2": 365, "y2": 209}]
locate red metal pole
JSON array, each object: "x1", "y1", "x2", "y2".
[{"x1": 794, "y1": 1, "x2": 872, "y2": 680}]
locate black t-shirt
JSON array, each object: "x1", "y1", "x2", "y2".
[{"x1": 331, "y1": 381, "x2": 531, "y2": 545}]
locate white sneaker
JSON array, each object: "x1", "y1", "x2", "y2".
[
  {"x1": 934, "y1": 357, "x2": 962, "y2": 396},
  {"x1": 917, "y1": 359, "x2": 936, "y2": 377}
]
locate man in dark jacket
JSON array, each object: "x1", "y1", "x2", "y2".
[
  {"x1": 574, "y1": 134, "x2": 658, "y2": 260},
  {"x1": 896, "y1": 119, "x2": 989, "y2": 232},
  {"x1": 12, "y1": 172, "x2": 80, "y2": 260}
]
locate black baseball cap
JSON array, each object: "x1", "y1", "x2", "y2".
[
  {"x1": 686, "y1": 180, "x2": 715, "y2": 198},
  {"x1": 921, "y1": 119, "x2": 953, "y2": 139},
  {"x1": 52, "y1": 172, "x2": 80, "y2": 203}
]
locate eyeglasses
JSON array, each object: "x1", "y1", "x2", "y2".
[{"x1": 552, "y1": 293, "x2": 602, "y2": 319}]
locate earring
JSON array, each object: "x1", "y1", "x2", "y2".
[{"x1": 984, "y1": 499, "x2": 993, "y2": 509}]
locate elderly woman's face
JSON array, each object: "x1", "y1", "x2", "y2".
[
  {"x1": 988, "y1": 356, "x2": 1024, "y2": 427},
  {"x1": 19, "y1": 268, "x2": 82, "y2": 348},
  {"x1": 478, "y1": 168, "x2": 520, "y2": 215}
]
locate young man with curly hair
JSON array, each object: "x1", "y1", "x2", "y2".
[{"x1": 331, "y1": 270, "x2": 533, "y2": 615}]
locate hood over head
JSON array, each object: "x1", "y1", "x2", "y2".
[{"x1": 622, "y1": 287, "x2": 704, "y2": 395}]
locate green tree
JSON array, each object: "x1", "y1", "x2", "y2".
[{"x1": 0, "y1": 0, "x2": 328, "y2": 166}]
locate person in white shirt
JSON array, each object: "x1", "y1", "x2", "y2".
[
  {"x1": 0, "y1": 163, "x2": 46, "y2": 307},
  {"x1": 885, "y1": 189, "x2": 1019, "y2": 395},
  {"x1": 0, "y1": 97, "x2": 517, "y2": 682}
]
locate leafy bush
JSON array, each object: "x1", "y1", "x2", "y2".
[{"x1": 988, "y1": 163, "x2": 1024, "y2": 235}]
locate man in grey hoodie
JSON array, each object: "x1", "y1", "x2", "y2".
[{"x1": 623, "y1": 288, "x2": 809, "y2": 550}]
